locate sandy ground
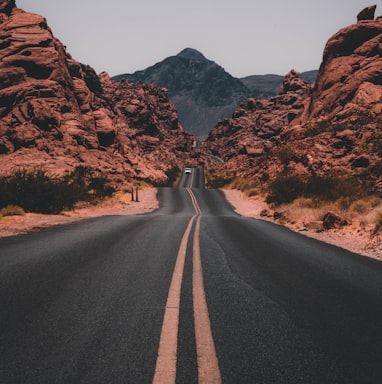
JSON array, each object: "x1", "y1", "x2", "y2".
[
  {"x1": 223, "y1": 189, "x2": 382, "y2": 261},
  {"x1": 1, "y1": 187, "x2": 381, "y2": 261},
  {"x1": 0, "y1": 188, "x2": 159, "y2": 238}
]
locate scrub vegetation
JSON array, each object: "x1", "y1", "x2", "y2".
[{"x1": 0, "y1": 166, "x2": 115, "y2": 214}]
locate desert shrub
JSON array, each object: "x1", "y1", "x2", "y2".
[
  {"x1": 293, "y1": 197, "x2": 319, "y2": 209},
  {"x1": 230, "y1": 177, "x2": 252, "y2": 191},
  {"x1": 276, "y1": 145, "x2": 296, "y2": 164},
  {"x1": 260, "y1": 172, "x2": 269, "y2": 183},
  {"x1": 267, "y1": 173, "x2": 365, "y2": 206},
  {"x1": 228, "y1": 176, "x2": 259, "y2": 197},
  {"x1": 0, "y1": 205, "x2": 25, "y2": 217},
  {"x1": 371, "y1": 210, "x2": 382, "y2": 234},
  {"x1": 375, "y1": 211, "x2": 382, "y2": 226},
  {"x1": 0, "y1": 166, "x2": 115, "y2": 214},
  {"x1": 266, "y1": 175, "x2": 306, "y2": 205},
  {"x1": 304, "y1": 174, "x2": 361, "y2": 202},
  {"x1": 245, "y1": 189, "x2": 258, "y2": 197},
  {"x1": 336, "y1": 196, "x2": 353, "y2": 211},
  {"x1": 165, "y1": 166, "x2": 181, "y2": 187},
  {"x1": 206, "y1": 169, "x2": 233, "y2": 189},
  {"x1": 349, "y1": 199, "x2": 371, "y2": 214},
  {"x1": 151, "y1": 166, "x2": 181, "y2": 188}
]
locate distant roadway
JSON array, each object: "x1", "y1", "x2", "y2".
[{"x1": 1, "y1": 168, "x2": 382, "y2": 383}]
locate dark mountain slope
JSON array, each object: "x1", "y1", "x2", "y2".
[
  {"x1": 114, "y1": 48, "x2": 255, "y2": 138},
  {"x1": 114, "y1": 49, "x2": 317, "y2": 138}
]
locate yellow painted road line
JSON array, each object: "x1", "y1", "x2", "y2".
[
  {"x1": 186, "y1": 188, "x2": 201, "y2": 215},
  {"x1": 154, "y1": 188, "x2": 221, "y2": 383},
  {"x1": 188, "y1": 188, "x2": 222, "y2": 383},
  {"x1": 153, "y1": 216, "x2": 195, "y2": 384},
  {"x1": 193, "y1": 215, "x2": 222, "y2": 384}
]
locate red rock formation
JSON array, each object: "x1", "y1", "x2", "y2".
[
  {"x1": 98, "y1": 73, "x2": 194, "y2": 177},
  {"x1": 0, "y1": 0, "x2": 193, "y2": 184},
  {"x1": 295, "y1": 10, "x2": 382, "y2": 188},
  {"x1": 201, "y1": 70, "x2": 312, "y2": 181},
  {"x1": 202, "y1": 8, "x2": 382, "y2": 191},
  {"x1": 304, "y1": 15, "x2": 382, "y2": 123}
]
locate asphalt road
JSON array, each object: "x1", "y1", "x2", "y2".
[{"x1": 1, "y1": 168, "x2": 382, "y2": 383}]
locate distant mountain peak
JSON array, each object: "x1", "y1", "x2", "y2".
[{"x1": 176, "y1": 48, "x2": 207, "y2": 61}]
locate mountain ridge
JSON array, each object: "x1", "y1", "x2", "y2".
[
  {"x1": 114, "y1": 48, "x2": 318, "y2": 138},
  {"x1": 114, "y1": 48, "x2": 252, "y2": 138}
]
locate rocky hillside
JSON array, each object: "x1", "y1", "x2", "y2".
[
  {"x1": 114, "y1": 49, "x2": 317, "y2": 139},
  {"x1": 202, "y1": 70, "x2": 313, "y2": 179},
  {"x1": 115, "y1": 48, "x2": 254, "y2": 139},
  {"x1": 0, "y1": 0, "x2": 194, "y2": 184},
  {"x1": 202, "y1": 6, "x2": 382, "y2": 191}
]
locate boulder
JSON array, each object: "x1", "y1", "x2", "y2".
[
  {"x1": 0, "y1": 0, "x2": 15, "y2": 15},
  {"x1": 357, "y1": 5, "x2": 377, "y2": 22},
  {"x1": 322, "y1": 211, "x2": 349, "y2": 230}
]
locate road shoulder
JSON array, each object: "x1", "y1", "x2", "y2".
[
  {"x1": 0, "y1": 188, "x2": 159, "y2": 238},
  {"x1": 223, "y1": 189, "x2": 382, "y2": 261}
]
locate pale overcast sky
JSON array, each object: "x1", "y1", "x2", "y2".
[{"x1": 16, "y1": 0, "x2": 382, "y2": 78}]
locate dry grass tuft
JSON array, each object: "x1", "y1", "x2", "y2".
[
  {"x1": 277, "y1": 197, "x2": 382, "y2": 233},
  {"x1": 0, "y1": 205, "x2": 25, "y2": 217}
]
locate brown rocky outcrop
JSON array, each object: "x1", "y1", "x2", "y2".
[
  {"x1": 201, "y1": 7, "x2": 382, "y2": 192},
  {"x1": 357, "y1": 5, "x2": 377, "y2": 22},
  {"x1": 304, "y1": 14, "x2": 382, "y2": 123},
  {"x1": 201, "y1": 70, "x2": 312, "y2": 180},
  {"x1": 322, "y1": 211, "x2": 349, "y2": 230},
  {"x1": 0, "y1": 0, "x2": 193, "y2": 184}
]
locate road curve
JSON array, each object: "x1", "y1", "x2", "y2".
[{"x1": 1, "y1": 168, "x2": 382, "y2": 383}]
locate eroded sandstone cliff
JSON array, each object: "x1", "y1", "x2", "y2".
[
  {"x1": 202, "y1": 6, "x2": 382, "y2": 191},
  {"x1": 0, "y1": 0, "x2": 193, "y2": 184}
]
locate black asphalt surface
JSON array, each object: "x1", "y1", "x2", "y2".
[{"x1": 1, "y1": 168, "x2": 382, "y2": 383}]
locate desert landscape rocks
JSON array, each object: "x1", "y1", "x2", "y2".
[
  {"x1": 202, "y1": 7, "x2": 382, "y2": 191},
  {"x1": 0, "y1": 1, "x2": 194, "y2": 185},
  {"x1": 322, "y1": 211, "x2": 349, "y2": 230},
  {"x1": 201, "y1": 69, "x2": 312, "y2": 181},
  {"x1": 1, "y1": 2, "x2": 381, "y2": 193}
]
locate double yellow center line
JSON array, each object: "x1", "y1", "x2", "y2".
[{"x1": 153, "y1": 187, "x2": 221, "y2": 383}]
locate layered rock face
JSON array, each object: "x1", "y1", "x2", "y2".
[
  {"x1": 293, "y1": 7, "x2": 382, "y2": 187},
  {"x1": 0, "y1": 1, "x2": 193, "y2": 183},
  {"x1": 202, "y1": 7, "x2": 382, "y2": 190},
  {"x1": 202, "y1": 70, "x2": 312, "y2": 180},
  {"x1": 304, "y1": 9, "x2": 382, "y2": 123},
  {"x1": 99, "y1": 73, "x2": 194, "y2": 174}
]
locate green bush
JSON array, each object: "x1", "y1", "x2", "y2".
[{"x1": 0, "y1": 166, "x2": 115, "y2": 214}]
